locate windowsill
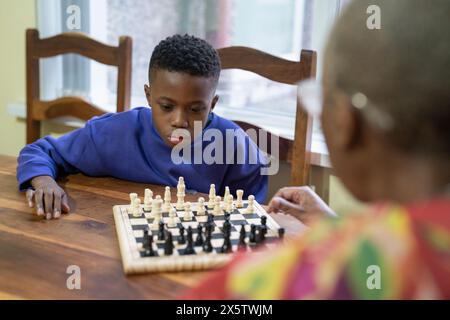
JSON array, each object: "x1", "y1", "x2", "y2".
[{"x1": 7, "y1": 102, "x2": 331, "y2": 168}]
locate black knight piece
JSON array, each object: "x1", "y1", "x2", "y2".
[{"x1": 195, "y1": 225, "x2": 204, "y2": 246}]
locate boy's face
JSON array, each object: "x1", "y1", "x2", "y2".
[{"x1": 144, "y1": 69, "x2": 219, "y2": 147}]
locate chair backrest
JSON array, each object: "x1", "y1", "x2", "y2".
[
  {"x1": 217, "y1": 46, "x2": 316, "y2": 186},
  {"x1": 26, "y1": 29, "x2": 132, "y2": 144}
]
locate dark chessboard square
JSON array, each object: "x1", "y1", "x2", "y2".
[
  {"x1": 230, "y1": 220, "x2": 248, "y2": 226},
  {"x1": 131, "y1": 224, "x2": 149, "y2": 231},
  {"x1": 212, "y1": 215, "x2": 226, "y2": 221},
  {"x1": 128, "y1": 213, "x2": 144, "y2": 219},
  {"x1": 241, "y1": 213, "x2": 260, "y2": 219},
  {"x1": 211, "y1": 232, "x2": 224, "y2": 240}
]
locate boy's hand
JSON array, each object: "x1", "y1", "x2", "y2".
[
  {"x1": 267, "y1": 186, "x2": 337, "y2": 224},
  {"x1": 27, "y1": 176, "x2": 70, "y2": 220}
]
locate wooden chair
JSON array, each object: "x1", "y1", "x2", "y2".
[
  {"x1": 217, "y1": 47, "x2": 317, "y2": 186},
  {"x1": 26, "y1": 29, "x2": 132, "y2": 144}
]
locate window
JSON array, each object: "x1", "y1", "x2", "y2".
[{"x1": 38, "y1": 0, "x2": 344, "y2": 139}]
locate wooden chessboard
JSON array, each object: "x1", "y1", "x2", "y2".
[{"x1": 113, "y1": 199, "x2": 283, "y2": 274}]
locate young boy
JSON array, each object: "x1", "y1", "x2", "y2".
[
  {"x1": 17, "y1": 34, "x2": 268, "y2": 220},
  {"x1": 184, "y1": 0, "x2": 450, "y2": 299}
]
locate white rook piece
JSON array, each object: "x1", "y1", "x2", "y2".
[
  {"x1": 208, "y1": 184, "x2": 216, "y2": 209},
  {"x1": 183, "y1": 202, "x2": 193, "y2": 221},
  {"x1": 167, "y1": 207, "x2": 177, "y2": 228},
  {"x1": 245, "y1": 195, "x2": 255, "y2": 214},
  {"x1": 132, "y1": 198, "x2": 141, "y2": 217},
  {"x1": 213, "y1": 196, "x2": 223, "y2": 216},
  {"x1": 236, "y1": 189, "x2": 244, "y2": 208},
  {"x1": 143, "y1": 189, "x2": 153, "y2": 212},
  {"x1": 129, "y1": 193, "x2": 138, "y2": 212},
  {"x1": 163, "y1": 186, "x2": 172, "y2": 212},
  {"x1": 196, "y1": 197, "x2": 206, "y2": 215}
]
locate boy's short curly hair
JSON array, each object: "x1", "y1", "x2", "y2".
[{"x1": 149, "y1": 34, "x2": 221, "y2": 84}]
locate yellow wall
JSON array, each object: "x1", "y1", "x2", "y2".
[{"x1": 0, "y1": 0, "x2": 36, "y2": 157}]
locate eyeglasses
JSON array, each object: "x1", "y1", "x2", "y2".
[{"x1": 297, "y1": 79, "x2": 394, "y2": 131}]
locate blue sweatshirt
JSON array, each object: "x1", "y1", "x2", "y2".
[{"x1": 17, "y1": 107, "x2": 268, "y2": 203}]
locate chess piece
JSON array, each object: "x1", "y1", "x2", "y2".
[
  {"x1": 162, "y1": 186, "x2": 172, "y2": 212},
  {"x1": 245, "y1": 195, "x2": 255, "y2": 214},
  {"x1": 164, "y1": 231, "x2": 174, "y2": 255},
  {"x1": 167, "y1": 207, "x2": 177, "y2": 228},
  {"x1": 220, "y1": 231, "x2": 232, "y2": 253},
  {"x1": 203, "y1": 233, "x2": 213, "y2": 252},
  {"x1": 129, "y1": 193, "x2": 138, "y2": 212},
  {"x1": 223, "y1": 186, "x2": 230, "y2": 201},
  {"x1": 213, "y1": 196, "x2": 223, "y2": 216},
  {"x1": 157, "y1": 221, "x2": 166, "y2": 241},
  {"x1": 196, "y1": 197, "x2": 206, "y2": 215},
  {"x1": 183, "y1": 226, "x2": 195, "y2": 255},
  {"x1": 249, "y1": 224, "x2": 256, "y2": 243},
  {"x1": 143, "y1": 231, "x2": 156, "y2": 256},
  {"x1": 195, "y1": 225, "x2": 204, "y2": 246},
  {"x1": 224, "y1": 194, "x2": 233, "y2": 213},
  {"x1": 238, "y1": 224, "x2": 246, "y2": 249},
  {"x1": 143, "y1": 189, "x2": 153, "y2": 212},
  {"x1": 207, "y1": 213, "x2": 214, "y2": 225},
  {"x1": 178, "y1": 226, "x2": 186, "y2": 244},
  {"x1": 176, "y1": 177, "x2": 186, "y2": 210},
  {"x1": 222, "y1": 218, "x2": 231, "y2": 235},
  {"x1": 183, "y1": 202, "x2": 193, "y2": 221},
  {"x1": 208, "y1": 184, "x2": 216, "y2": 209},
  {"x1": 236, "y1": 189, "x2": 244, "y2": 208},
  {"x1": 256, "y1": 225, "x2": 265, "y2": 243},
  {"x1": 278, "y1": 228, "x2": 285, "y2": 240},
  {"x1": 132, "y1": 198, "x2": 142, "y2": 217},
  {"x1": 151, "y1": 198, "x2": 162, "y2": 230},
  {"x1": 260, "y1": 215, "x2": 268, "y2": 236}
]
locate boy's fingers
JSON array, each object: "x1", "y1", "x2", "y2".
[
  {"x1": 26, "y1": 189, "x2": 35, "y2": 207},
  {"x1": 53, "y1": 193, "x2": 61, "y2": 219},
  {"x1": 61, "y1": 193, "x2": 70, "y2": 213},
  {"x1": 34, "y1": 189, "x2": 45, "y2": 216},
  {"x1": 44, "y1": 190, "x2": 54, "y2": 216}
]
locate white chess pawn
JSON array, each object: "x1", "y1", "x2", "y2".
[
  {"x1": 178, "y1": 176, "x2": 185, "y2": 189},
  {"x1": 213, "y1": 196, "x2": 223, "y2": 215},
  {"x1": 223, "y1": 186, "x2": 230, "y2": 201},
  {"x1": 129, "y1": 193, "x2": 138, "y2": 212},
  {"x1": 183, "y1": 202, "x2": 193, "y2": 221},
  {"x1": 245, "y1": 195, "x2": 255, "y2": 214},
  {"x1": 132, "y1": 198, "x2": 142, "y2": 217},
  {"x1": 162, "y1": 186, "x2": 172, "y2": 212},
  {"x1": 208, "y1": 184, "x2": 216, "y2": 209},
  {"x1": 225, "y1": 194, "x2": 234, "y2": 213},
  {"x1": 151, "y1": 198, "x2": 163, "y2": 230},
  {"x1": 236, "y1": 189, "x2": 244, "y2": 208},
  {"x1": 167, "y1": 207, "x2": 177, "y2": 228},
  {"x1": 196, "y1": 197, "x2": 206, "y2": 215},
  {"x1": 143, "y1": 188, "x2": 153, "y2": 212}
]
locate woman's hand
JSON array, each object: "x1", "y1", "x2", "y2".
[
  {"x1": 27, "y1": 176, "x2": 70, "y2": 220},
  {"x1": 267, "y1": 186, "x2": 336, "y2": 224}
]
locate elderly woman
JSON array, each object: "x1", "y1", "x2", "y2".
[{"x1": 184, "y1": 0, "x2": 450, "y2": 299}]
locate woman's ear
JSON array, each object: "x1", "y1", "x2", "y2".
[
  {"x1": 211, "y1": 95, "x2": 219, "y2": 111},
  {"x1": 332, "y1": 94, "x2": 362, "y2": 151},
  {"x1": 144, "y1": 84, "x2": 151, "y2": 105}
]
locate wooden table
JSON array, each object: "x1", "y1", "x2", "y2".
[{"x1": 0, "y1": 155, "x2": 304, "y2": 299}]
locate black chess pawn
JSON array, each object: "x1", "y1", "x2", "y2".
[
  {"x1": 220, "y1": 231, "x2": 232, "y2": 253},
  {"x1": 164, "y1": 231, "x2": 174, "y2": 255},
  {"x1": 203, "y1": 234, "x2": 213, "y2": 253},
  {"x1": 142, "y1": 228, "x2": 150, "y2": 247},
  {"x1": 195, "y1": 225, "x2": 204, "y2": 246},
  {"x1": 158, "y1": 221, "x2": 166, "y2": 241},
  {"x1": 178, "y1": 225, "x2": 186, "y2": 244},
  {"x1": 238, "y1": 224, "x2": 246, "y2": 249},
  {"x1": 278, "y1": 228, "x2": 285, "y2": 240},
  {"x1": 257, "y1": 225, "x2": 266, "y2": 243},
  {"x1": 183, "y1": 226, "x2": 195, "y2": 255},
  {"x1": 261, "y1": 215, "x2": 267, "y2": 226},
  {"x1": 249, "y1": 224, "x2": 256, "y2": 243}
]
